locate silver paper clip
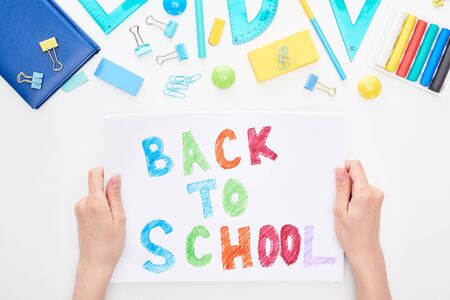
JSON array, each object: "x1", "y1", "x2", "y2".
[
  {"x1": 17, "y1": 72, "x2": 44, "y2": 90},
  {"x1": 39, "y1": 37, "x2": 63, "y2": 71},
  {"x1": 146, "y1": 15, "x2": 178, "y2": 38},
  {"x1": 129, "y1": 25, "x2": 152, "y2": 57},
  {"x1": 156, "y1": 43, "x2": 188, "y2": 65}
]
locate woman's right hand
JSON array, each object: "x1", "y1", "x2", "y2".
[{"x1": 334, "y1": 160, "x2": 391, "y2": 300}]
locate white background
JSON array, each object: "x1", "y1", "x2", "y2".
[{"x1": 0, "y1": 0, "x2": 449, "y2": 299}]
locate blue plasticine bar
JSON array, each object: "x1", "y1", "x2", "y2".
[{"x1": 420, "y1": 28, "x2": 450, "y2": 87}]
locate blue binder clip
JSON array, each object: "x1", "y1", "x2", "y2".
[
  {"x1": 129, "y1": 25, "x2": 152, "y2": 57},
  {"x1": 146, "y1": 15, "x2": 178, "y2": 38},
  {"x1": 304, "y1": 73, "x2": 336, "y2": 97},
  {"x1": 17, "y1": 72, "x2": 44, "y2": 90},
  {"x1": 156, "y1": 43, "x2": 188, "y2": 65}
]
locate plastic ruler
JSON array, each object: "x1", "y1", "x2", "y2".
[
  {"x1": 79, "y1": 0, "x2": 148, "y2": 35},
  {"x1": 227, "y1": 0, "x2": 279, "y2": 45},
  {"x1": 329, "y1": 0, "x2": 381, "y2": 61}
]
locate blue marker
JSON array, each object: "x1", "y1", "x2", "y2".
[
  {"x1": 420, "y1": 28, "x2": 450, "y2": 87},
  {"x1": 194, "y1": 0, "x2": 206, "y2": 59}
]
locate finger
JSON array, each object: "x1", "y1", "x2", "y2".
[
  {"x1": 371, "y1": 186, "x2": 385, "y2": 204},
  {"x1": 334, "y1": 168, "x2": 351, "y2": 216},
  {"x1": 88, "y1": 168, "x2": 104, "y2": 197},
  {"x1": 74, "y1": 197, "x2": 87, "y2": 218},
  {"x1": 106, "y1": 175, "x2": 125, "y2": 223},
  {"x1": 346, "y1": 160, "x2": 369, "y2": 187}
]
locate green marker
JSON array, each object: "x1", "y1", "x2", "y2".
[{"x1": 407, "y1": 24, "x2": 440, "y2": 82}]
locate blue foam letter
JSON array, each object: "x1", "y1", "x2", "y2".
[
  {"x1": 140, "y1": 219, "x2": 176, "y2": 273},
  {"x1": 186, "y1": 179, "x2": 217, "y2": 218},
  {"x1": 142, "y1": 137, "x2": 174, "y2": 177}
]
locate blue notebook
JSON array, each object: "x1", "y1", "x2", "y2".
[{"x1": 0, "y1": 0, "x2": 100, "y2": 109}]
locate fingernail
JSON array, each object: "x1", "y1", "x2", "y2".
[
  {"x1": 111, "y1": 175, "x2": 121, "y2": 187},
  {"x1": 335, "y1": 168, "x2": 347, "y2": 181}
]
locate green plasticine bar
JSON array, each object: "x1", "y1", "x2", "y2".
[{"x1": 407, "y1": 24, "x2": 440, "y2": 82}]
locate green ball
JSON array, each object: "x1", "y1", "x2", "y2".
[{"x1": 212, "y1": 65, "x2": 236, "y2": 89}]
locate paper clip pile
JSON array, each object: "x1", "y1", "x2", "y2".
[{"x1": 164, "y1": 74, "x2": 202, "y2": 99}]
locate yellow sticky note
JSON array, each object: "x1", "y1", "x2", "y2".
[
  {"x1": 39, "y1": 37, "x2": 58, "y2": 52},
  {"x1": 248, "y1": 30, "x2": 319, "y2": 82}
]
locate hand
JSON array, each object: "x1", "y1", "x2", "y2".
[
  {"x1": 73, "y1": 168, "x2": 125, "y2": 300},
  {"x1": 334, "y1": 160, "x2": 391, "y2": 300}
]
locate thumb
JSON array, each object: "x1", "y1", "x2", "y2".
[
  {"x1": 106, "y1": 175, "x2": 125, "y2": 223},
  {"x1": 334, "y1": 168, "x2": 351, "y2": 216}
]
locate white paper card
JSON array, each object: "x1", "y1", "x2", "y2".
[{"x1": 105, "y1": 112, "x2": 345, "y2": 282}]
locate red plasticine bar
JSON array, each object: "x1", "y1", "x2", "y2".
[{"x1": 397, "y1": 20, "x2": 428, "y2": 77}]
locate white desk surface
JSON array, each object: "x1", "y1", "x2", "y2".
[{"x1": 1, "y1": 0, "x2": 450, "y2": 299}]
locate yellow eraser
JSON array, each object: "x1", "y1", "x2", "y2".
[
  {"x1": 247, "y1": 30, "x2": 319, "y2": 82},
  {"x1": 39, "y1": 37, "x2": 58, "y2": 52},
  {"x1": 208, "y1": 18, "x2": 225, "y2": 46}
]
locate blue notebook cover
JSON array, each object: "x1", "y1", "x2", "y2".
[{"x1": 0, "y1": 0, "x2": 100, "y2": 109}]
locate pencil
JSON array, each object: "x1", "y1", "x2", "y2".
[{"x1": 298, "y1": 0, "x2": 347, "y2": 80}]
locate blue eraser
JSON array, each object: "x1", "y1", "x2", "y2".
[
  {"x1": 135, "y1": 44, "x2": 152, "y2": 57},
  {"x1": 304, "y1": 74, "x2": 318, "y2": 91},
  {"x1": 94, "y1": 58, "x2": 144, "y2": 96},
  {"x1": 175, "y1": 43, "x2": 188, "y2": 61},
  {"x1": 164, "y1": 21, "x2": 178, "y2": 38}
]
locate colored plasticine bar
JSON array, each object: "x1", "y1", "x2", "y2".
[
  {"x1": 429, "y1": 37, "x2": 450, "y2": 93},
  {"x1": 94, "y1": 58, "x2": 144, "y2": 96},
  {"x1": 420, "y1": 28, "x2": 450, "y2": 87},
  {"x1": 407, "y1": 24, "x2": 440, "y2": 82},
  {"x1": 385, "y1": 14, "x2": 417, "y2": 72},
  {"x1": 375, "y1": 13, "x2": 406, "y2": 68},
  {"x1": 397, "y1": 20, "x2": 428, "y2": 78}
]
